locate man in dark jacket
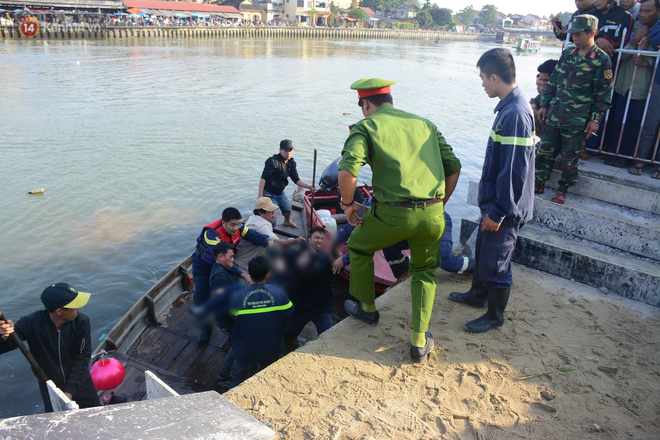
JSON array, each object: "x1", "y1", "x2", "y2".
[
  {"x1": 0, "y1": 283, "x2": 99, "y2": 412},
  {"x1": 285, "y1": 227, "x2": 336, "y2": 340},
  {"x1": 258, "y1": 140, "x2": 313, "y2": 228},
  {"x1": 450, "y1": 49, "x2": 535, "y2": 333}
]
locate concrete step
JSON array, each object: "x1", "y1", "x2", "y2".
[
  {"x1": 546, "y1": 168, "x2": 660, "y2": 215},
  {"x1": 534, "y1": 192, "x2": 660, "y2": 260},
  {"x1": 460, "y1": 219, "x2": 660, "y2": 308},
  {"x1": 467, "y1": 181, "x2": 660, "y2": 260}
]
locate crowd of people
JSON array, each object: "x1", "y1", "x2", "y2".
[
  {"x1": 1, "y1": 10, "x2": 290, "y2": 28},
  {"x1": 548, "y1": 0, "x2": 660, "y2": 182}
]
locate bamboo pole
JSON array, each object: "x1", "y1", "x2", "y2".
[{"x1": 310, "y1": 149, "x2": 317, "y2": 226}]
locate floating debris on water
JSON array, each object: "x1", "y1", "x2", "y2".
[
  {"x1": 27, "y1": 188, "x2": 44, "y2": 194},
  {"x1": 343, "y1": 112, "x2": 350, "y2": 115}
]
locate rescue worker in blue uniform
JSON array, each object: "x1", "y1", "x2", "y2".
[
  {"x1": 191, "y1": 207, "x2": 270, "y2": 342},
  {"x1": 450, "y1": 49, "x2": 535, "y2": 333},
  {"x1": 229, "y1": 256, "x2": 293, "y2": 388}
]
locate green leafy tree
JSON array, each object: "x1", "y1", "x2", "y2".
[
  {"x1": 423, "y1": 0, "x2": 431, "y2": 9},
  {"x1": 480, "y1": 4, "x2": 498, "y2": 28},
  {"x1": 307, "y1": 8, "x2": 320, "y2": 26},
  {"x1": 429, "y1": 6, "x2": 453, "y2": 26},
  {"x1": 348, "y1": 8, "x2": 369, "y2": 19},
  {"x1": 329, "y1": 2, "x2": 340, "y2": 26},
  {"x1": 458, "y1": 5, "x2": 474, "y2": 28},
  {"x1": 414, "y1": 9, "x2": 433, "y2": 26},
  {"x1": 359, "y1": 0, "x2": 397, "y2": 12}
]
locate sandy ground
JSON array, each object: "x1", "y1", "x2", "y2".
[{"x1": 225, "y1": 265, "x2": 660, "y2": 439}]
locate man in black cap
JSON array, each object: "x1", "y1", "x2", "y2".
[
  {"x1": 258, "y1": 139, "x2": 314, "y2": 228},
  {"x1": 0, "y1": 283, "x2": 99, "y2": 412}
]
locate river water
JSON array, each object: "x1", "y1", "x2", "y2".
[{"x1": 0, "y1": 37, "x2": 560, "y2": 417}]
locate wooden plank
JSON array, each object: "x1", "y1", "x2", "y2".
[
  {"x1": 153, "y1": 337, "x2": 190, "y2": 370},
  {"x1": 47, "y1": 380, "x2": 79, "y2": 411},
  {"x1": 114, "y1": 363, "x2": 146, "y2": 402},
  {"x1": 273, "y1": 208, "x2": 304, "y2": 238},
  {"x1": 183, "y1": 346, "x2": 223, "y2": 383},
  {"x1": 167, "y1": 341, "x2": 209, "y2": 377},
  {"x1": 195, "y1": 349, "x2": 229, "y2": 389},
  {"x1": 113, "y1": 354, "x2": 208, "y2": 396},
  {"x1": 140, "y1": 330, "x2": 180, "y2": 365},
  {"x1": 145, "y1": 371, "x2": 179, "y2": 400},
  {"x1": 129, "y1": 327, "x2": 164, "y2": 362}
]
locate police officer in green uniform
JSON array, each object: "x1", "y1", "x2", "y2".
[
  {"x1": 535, "y1": 14, "x2": 614, "y2": 204},
  {"x1": 338, "y1": 78, "x2": 462, "y2": 363}
]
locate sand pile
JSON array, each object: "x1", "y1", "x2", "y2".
[{"x1": 226, "y1": 264, "x2": 660, "y2": 439}]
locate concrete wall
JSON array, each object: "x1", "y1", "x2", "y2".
[{"x1": 0, "y1": 25, "x2": 482, "y2": 42}]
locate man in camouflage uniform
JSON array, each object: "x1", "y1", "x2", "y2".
[{"x1": 535, "y1": 15, "x2": 614, "y2": 204}]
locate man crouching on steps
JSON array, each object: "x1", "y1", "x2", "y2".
[{"x1": 450, "y1": 49, "x2": 535, "y2": 333}]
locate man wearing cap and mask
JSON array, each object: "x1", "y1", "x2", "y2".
[
  {"x1": 0, "y1": 283, "x2": 99, "y2": 412},
  {"x1": 258, "y1": 140, "x2": 314, "y2": 229},
  {"x1": 338, "y1": 78, "x2": 462, "y2": 364}
]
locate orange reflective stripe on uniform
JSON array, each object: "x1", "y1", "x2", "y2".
[{"x1": 204, "y1": 230, "x2": 221, "y2": 246}]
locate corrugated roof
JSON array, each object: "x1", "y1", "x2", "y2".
[{"x1": 122, "y1": 0, "x2": 240, "y2": 13}]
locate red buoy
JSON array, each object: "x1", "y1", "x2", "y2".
[{"x1": 90, "y1": 357, "x2": 126, "y2": 391}]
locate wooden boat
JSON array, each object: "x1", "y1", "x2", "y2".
[
  {"x1": 90, "y1": 189, "x2": 400, "y2": 403},
  {"x1": 301, "y1": 186, "x2": 408, "y2": 293},
  {"x1": 92, "y1": 203, "x2": 311, "y2": 404},
  {"x1": 92, "y1": 257, "x2": 228, "y2": 403},
  {"x1": 516, "y1": 37, "x2": 541, "y2": 53}
]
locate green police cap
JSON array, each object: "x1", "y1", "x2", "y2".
[
  {"x1": 350, "y1": 78, "x2": 396, "y2": 98},
  {"x1": 567, "y1": 14, "x2": 598, "y2": 33}
]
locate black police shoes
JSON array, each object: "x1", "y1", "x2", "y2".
[
  {"x1": 344, "y1": 300, "x2": 380, "y2": 326},
  {"x1": 410, "y1": 332, "x2": 434, "y2": 364}
]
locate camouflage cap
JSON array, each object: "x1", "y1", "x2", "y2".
[{"x1": 567, "y1": 14, "x2": 598, "y2": 33}]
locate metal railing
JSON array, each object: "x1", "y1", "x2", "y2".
[{"x1": 583, "y1": 28, "x2": 660, "y2": 165}]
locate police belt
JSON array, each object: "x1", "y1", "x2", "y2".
[{"x1": 381, "y1": 198, "x2": 443, "y2": 208}]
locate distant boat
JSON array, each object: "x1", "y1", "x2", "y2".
[{"x1": 516, "y1": 37, "x2": 541, "y2": 53}]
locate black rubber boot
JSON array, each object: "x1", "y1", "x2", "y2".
[
  {"x1": 465, "y1": 287, "x2": 510, "y2": 333},
  {"x1": 410, "y1": 332, "x2": 434, "y2": 364},
  {"x1": 449, "y1": 265, "x2": 488, "y2": 308},
  {"x1": 344, "y1": 300, "x2": 380, "y2": 326}
]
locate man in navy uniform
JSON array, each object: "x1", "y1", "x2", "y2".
[{"x1": 450, "y1": 49, "x2": 535, "y2": 333}]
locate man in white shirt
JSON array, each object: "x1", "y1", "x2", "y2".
[{"x1": 245, "y1": 198, "x2": 303, "y2": 247}]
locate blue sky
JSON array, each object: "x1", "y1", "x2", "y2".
[{"x1": 438, "y1": 0, "x2": 579, "y2": 17}]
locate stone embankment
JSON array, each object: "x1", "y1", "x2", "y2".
[{"x1": 0, "y1": 25, "x2": 485, "y2": 42}]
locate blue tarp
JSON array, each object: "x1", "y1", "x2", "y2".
[
  {"x1": 190, "y1": 12, "x2": 210, "y2": 18},
  {"x1": 174, "y1": 13, "x2": 189, "y2": 18}
]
